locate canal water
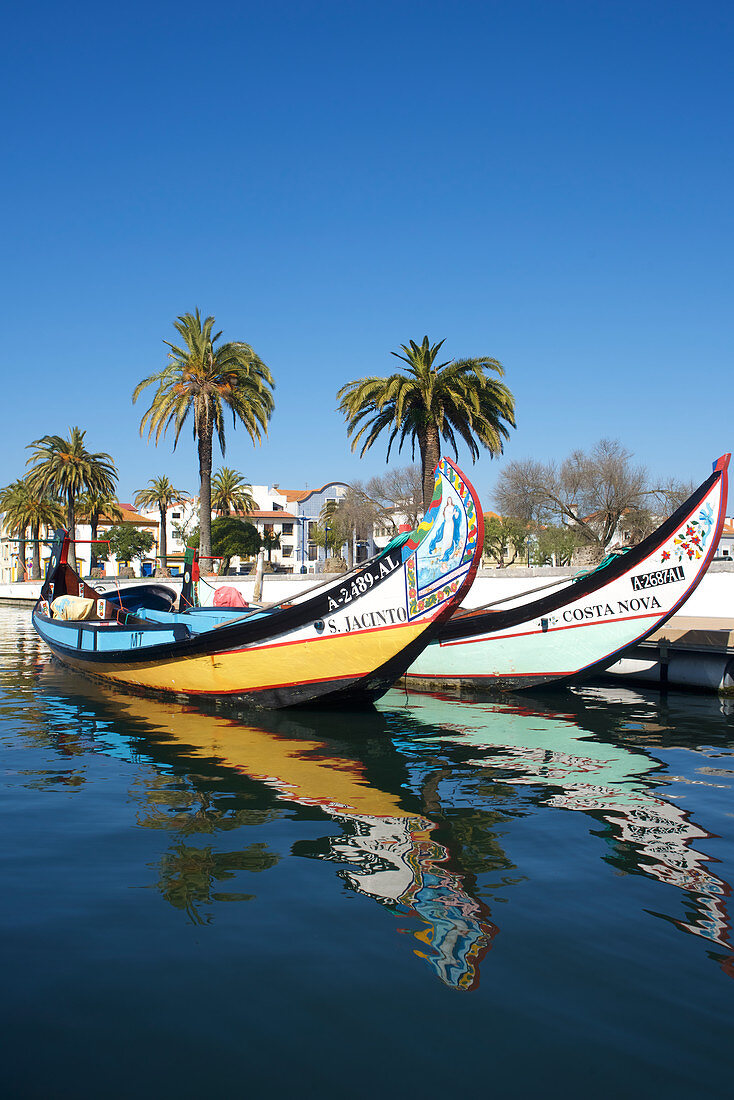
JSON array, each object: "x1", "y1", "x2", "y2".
[{"x1": 2, "y1": 606, "x2": 733, "y2": 1098}]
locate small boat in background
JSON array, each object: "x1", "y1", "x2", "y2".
[
  {"x1": 405, "y1": 454, "x2": 730, "y2": 693},
  {"x1": 32, "y1": 458, "x2": 483, "y2": 709}
]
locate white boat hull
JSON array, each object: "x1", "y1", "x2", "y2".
[{"x1": 405, "y1": 455, "x2": 729, "y2": 692}]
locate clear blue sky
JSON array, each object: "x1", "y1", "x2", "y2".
[{"x1": 2, "y1": 0, "x2": 732, "y2": 510}]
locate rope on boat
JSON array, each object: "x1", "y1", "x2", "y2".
[{"x1": 572, "y1": 547, "x2": 630, "y2": 580}]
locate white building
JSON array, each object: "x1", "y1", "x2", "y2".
[
  {"x1": 138, "y1": 481, "x2": 363, "y2": 574},
  {"x1": 716, "y1": 517, "x2": 734, "y2": 561}
]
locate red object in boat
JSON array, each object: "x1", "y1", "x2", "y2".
[{"x1": 213, "y1": 586, "x2": 249, "y2": 608}]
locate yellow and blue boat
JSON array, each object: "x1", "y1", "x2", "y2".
[{"x1": 32, "y1": 457, "x2": 483, "y2": 708}]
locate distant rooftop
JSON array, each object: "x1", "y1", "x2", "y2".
[{"x1": 79, "y1": 503, "x2": 158, "y2": 527}]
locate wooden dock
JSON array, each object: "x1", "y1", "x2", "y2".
[{"x1": 603, "y1": 616, "x2": 734, "y2": 694}]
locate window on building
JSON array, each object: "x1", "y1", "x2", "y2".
[
  {"x1": 282, "y1": 545, "x2": 292, "y2": 558},
  {"x1": 282, "y1": 523, "x2": 293, "y2": 536},
  {"x1": 172, "y1": 512, "x2": 181, "y2": 519},
  {"x1": 308, "y1": 521, "x2": 318, "y2": 539},
  {"x1": 308, "y1": 545, "x2": 317, "y2": 561},
  {"x1": 272, "y1": 502, "x2": 283, "y2": 511}
]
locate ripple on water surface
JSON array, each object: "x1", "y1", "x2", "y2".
[{"x1": 1, "y1": 606, "x2": 733, "y2": 1097}]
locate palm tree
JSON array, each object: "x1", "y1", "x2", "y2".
[
  {"x1": 78, "y1": 490, "x2": 124, "y2": 570},
  {"x1": 0, "y1": 478, "x2": 64, "y2": 580},
  {"x1": 0, "y1": 479, "x2": 31, "y2": 580},
  {"x1": 211, "y1": 467, "x2": 255, "y2": 516},
  {"x1": 337, "y1": 337, "x2": 516, "y2": 510},
  {"x1": 23, "y1": 489, "x2": 65, "y2": 580},
  {"x1": 133, "y1": 476, "x2": 189, "y2": 569},
  {"x1": 133, "y1": 309, "x2": 275, "y2": 560},
  {"x1": 26, "y1": 428, "x2": 117, "y2": 571},
  {"x1": 261, "y1": 528, "x2": 281, "y2": 563}
]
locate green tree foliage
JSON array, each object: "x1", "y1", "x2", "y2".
[
  {"x1": 483, "y1": 515, "x2": 529, "y2": 566},
  {"x1": 532, "y1": 525, "x2": 582, "y2": 566},
  {"x1": 133, "y1": 309, "x2": 274, "y2": 562},
  {"x1": 337, "y1": 336, "x2": 516, "y2": 510},
  {"x1": 210, "y1": 516, "x2": 261, "y2": 573},
  {"x1": 133, "y1": 476, "x2": 189, "y2": 568},
  {"x1": 211, "y1": 467, "x2": 255, "y2": 516},
  {"x1": 101, "y1": 525, "x2": 155, "y2": 565},
  {"x1": 26, "y1": 427, "x2": 117, "y2": 571}
]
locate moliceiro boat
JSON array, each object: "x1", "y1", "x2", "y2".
[
  {"x1": 405, "y1": 454, "x2": 730, "y2": 693},
  {"x1": 32, "y1": 458, "x2": 483, "y2": 709}
]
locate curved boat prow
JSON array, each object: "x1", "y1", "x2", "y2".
[{"x1": 407, "y1": 453, "x2": 730, "y2": 694}]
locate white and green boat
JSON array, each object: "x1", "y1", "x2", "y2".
[{"x1": 406, "y1": 454, "x2": 729, "y2": 692}]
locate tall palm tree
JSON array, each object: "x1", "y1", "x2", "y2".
[
  {"x1": 133, "y1": 309, "x2": 275, "y2": 560},
  {"x1": 211, "y1": 467, "x2": 255, "y2": 516},
  {"x1": 0, "y1": 479, "x2": 31, "y2": 580},
  {"x1": 78, "y1": 490, "x2": 124, "y2": 570},
  {"x1": 337, "y1": 337, "x2": 516, "y2": 509},
  {"x1": 23, "y1": 489, "x2": 65, "y2": 580},
  {"x1": 133, "y1": 476, "x2": 189, "y2": 569},
  {"x1": 26, "y1": 428, "x2": 117, "y2": 571}
]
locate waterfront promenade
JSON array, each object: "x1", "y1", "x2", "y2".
[{"x1": 3, "y1": 561, "x2": 733, "y2": 614}]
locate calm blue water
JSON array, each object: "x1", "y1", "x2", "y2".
[{"x1": 2, "y1": 605, "x2": 733, "y2": 1098}]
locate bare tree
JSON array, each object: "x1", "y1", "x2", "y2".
[
  {"x1": 494, "y1": 439, "x2": 692, "y2": 557},
  {"x1": 325, "y1": 483, "x2": 383, "y2": 568},
  {"x1": 648, "y1": 477, "x2": 697, "y2": 514},
  {"x1": 366, "y1": 465, "x2": 424, "y2": 528}
]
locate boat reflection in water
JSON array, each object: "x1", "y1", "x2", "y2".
[
  {"x1": 22, "y1": 634, "x2": 734, "y2": 987},
  {"x1": 383, "y1": 686, "x2": 734, "y2": 970},
  {"x1": 32, "y1": 663, "x2": 497, "y2": 991}
]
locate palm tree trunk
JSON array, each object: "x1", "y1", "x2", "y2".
[
  {"x1": 17, "y1": 530, "x2": 27, "y2": 580},
  {"x1": 198, "y1": 424, "x2": 213, "y2": 562},
  {"x1": 31, "y1": 522, "x2": 41, "y2": 580},
  {"x1": 67, "y1": 490, "x2": 78, "y2": 571},
  {"x1": 421, "y1": 424, "x2": 441, "y2": 511},
  {"x1": 159, "y1": 504, "x2": 168, "y2": 567}
]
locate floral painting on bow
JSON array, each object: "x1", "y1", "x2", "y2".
[{"x1": 661, "y1": 503, "x2": 715, "y2": 564}]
